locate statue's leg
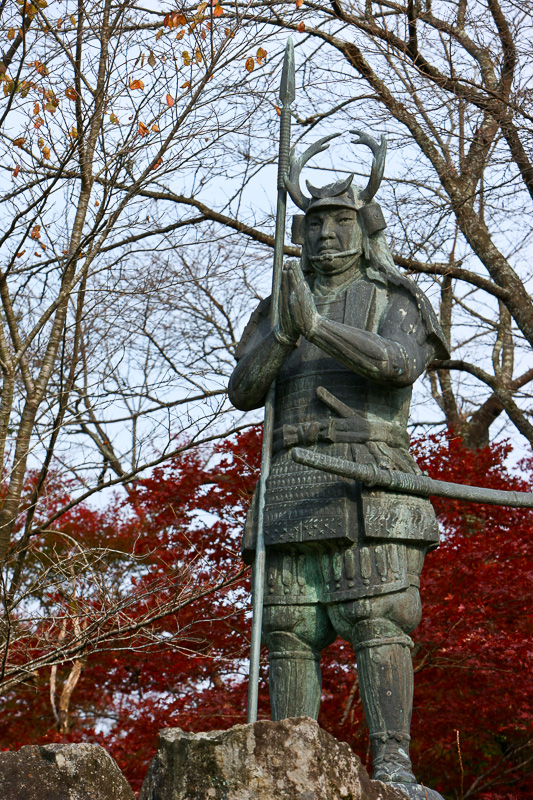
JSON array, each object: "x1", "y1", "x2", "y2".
[
  {"x1": 354, "y1": 617, "x2": 416, "y2": 783},
  {"x1": 262, "y1": 602, "x2": 335, "y2": 720},
  {"x1": 330, "y1": 574, "x2": 423, "y2": 784}
]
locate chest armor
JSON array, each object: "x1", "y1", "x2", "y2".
[{"x1": 273, "y1": 280, "x2": 412, "y2": 433}]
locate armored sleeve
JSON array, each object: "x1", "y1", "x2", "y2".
[
  {"x1": 228, "y1": 297, "x2": 295, "y2": 411},
  {"x1": 307, "y1": 284, "x2": 436, "y2": 387}
]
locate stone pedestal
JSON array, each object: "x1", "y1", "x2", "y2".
[
  {"x1": 0, "y1": 742, "x2": 135, "y2": 800},
  {"x1": 139, "y1": 717, "x2": 443, "y2": 800}
]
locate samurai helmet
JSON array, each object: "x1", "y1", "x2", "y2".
[{"x1": 286, "y1": 130, "x2": 388, "y2": 240}]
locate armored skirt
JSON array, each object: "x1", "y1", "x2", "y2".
[{"x1": 260, "y1": 439, "x2": 438, "y2": 605}]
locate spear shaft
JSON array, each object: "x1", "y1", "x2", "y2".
[{"x1": 247, "y1": 39, "x2": 295, "y2": 724}]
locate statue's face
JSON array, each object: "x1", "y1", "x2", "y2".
[{"x1": 305, "y1": 207, "x2": 362, "y2": 270}]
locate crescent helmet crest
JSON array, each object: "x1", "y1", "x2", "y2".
[{"x1": 284, "y1": 129, "x2": 387, "y2": 214}]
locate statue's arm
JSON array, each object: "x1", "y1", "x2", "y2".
[
  {"x1": 307, "y1": 291, "x2": 433, "y2": 387},
  {"x1": 228, "y1": 331, "x2": 294, "y2": 411},
  {"x1": 228, "y1": 302, "x2": 295, "y2": 411}
]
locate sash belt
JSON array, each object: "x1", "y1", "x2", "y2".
[{"x1": 272, "y1": 418, "x2": 409, "y2": 454}]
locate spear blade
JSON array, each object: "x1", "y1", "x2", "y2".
[{"x1": 279, "y1": 37, "x2": 295, "y2": 106}]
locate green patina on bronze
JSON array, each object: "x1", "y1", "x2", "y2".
[{"x1": 228, "y1": 123, "x2": 451, "y2": 786}]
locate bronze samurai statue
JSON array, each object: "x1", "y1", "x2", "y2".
[{"x1": 229, "y1": 130, "x2": 449, "y2": 787}]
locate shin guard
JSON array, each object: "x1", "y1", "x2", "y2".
[
  {"x1": 354, "y1": 622, "x2": 416, "y2": 784},
  {"x1": 269, "y1": 649, "x2": 322, "y2": 720}
]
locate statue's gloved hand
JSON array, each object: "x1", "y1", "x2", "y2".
[
  {"x1": 275, "y1": 264, "x2": 300, "y2": 345},
  {"x1": 287, "y1": 260, "x2": 320, "y2": 339}
]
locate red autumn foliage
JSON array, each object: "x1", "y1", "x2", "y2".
[
  {"x1": 0, "y1": 428, "x2": 531, "y2": 798},
  {"x1": 320, "y1": 433, "x2": 533, "y2": 798}
]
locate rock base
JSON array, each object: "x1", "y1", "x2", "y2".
[
  {"x1": 139, "y1": 716, "x2": 443, "y2": 800},
  {"x1": 0, "y1": 742, "x2": 135, "y2": 800}
]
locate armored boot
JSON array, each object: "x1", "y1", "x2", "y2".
[
  {"x1": 354, "y1": 620, "x2": 416, "y2": 784},
  {"x1": 370, "y1": 728, "x2": 414, "y2": 784},
  {"x1": 269, "y1": 647, "x2": 322, "y2": 720}
]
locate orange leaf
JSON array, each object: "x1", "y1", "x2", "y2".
[
  {"x1": 164, "y1": 11, "x2": 186, "y2": 27},
  {"x1": 176, "y1": 29, "x2": 185, "y2": 39},
  {"x1": 42, "y1": 146, "x2": 51, "y2": 159},
  {"x1": 181, "y1": 80, "x2": 191, "y2": 90},
  {"x1": 65, "y1": 86, "x2": 77, "y2": 100},
  {"x1": 7, "y1": 27, "x2": 15, "y2": 40},
  {"x1": 152, "y1": 158, "x2": 163, "y2": 170},
  {"x1": 13, "y1": 137, "x2": 25, "y2": 147},
  {"x1": 274, "y1": 105, "x2": 281, "y2": 116},
  {"x1": 213, "y1": 4, "x2": 223, "y2": 15},
  {"x1": 138, "y1": 121, "x2": 149, "y2": 137},
  {"x1": 182, "y1": 50, "x2": 191, "y2": 66},
  {"x1": 33, "y1": 101, "x2": 40, "y2": 114},
  {"x1": 12, "y1": 164, "x2": 20, "y2": 178},
  {"x1": 165, "y1": 93, "x2": 175, "y2": 107},
  {"x1": 34, "y1": 116, "x2": 44, "y2": 128},
  {"x1": 245, "y1": 56, "x2": 254, "y2": 73},
  {"x1": 16, "y1": 251, "x2": 26, "y2": 258},
  {"x1": 30, "y1": 225, "x2": 41, "y2": 240},
  {"x1": 256, "y1": 47, "x2": 267, "y2": 64},
  {"x1": 151, "y1": 123, "x2": 159, "y2": 132},
  {"x1": 129, "y1": 77, "x2": 145, "y2": 91},
  {"x1": 297, "y1": 21, "x2": 306, "y2": 32},
  {"x1": 296, "y1": 0, "x2": 303, "y2": 6}
]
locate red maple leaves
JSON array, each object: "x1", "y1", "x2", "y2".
[{"x1": 0, "y1": 428, "x2": 530, "y2": 798}]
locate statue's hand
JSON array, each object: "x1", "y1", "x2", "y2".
[
  {"x1": 276, "y1": 262, "x2": 299, "y2": 345},
  {"x1": 287, "y1": 261, "x2": 320, "y2": 339}
]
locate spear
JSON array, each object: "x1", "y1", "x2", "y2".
[{"x1": 247, "y1": 38, "x2": 295, "y2": 724}]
